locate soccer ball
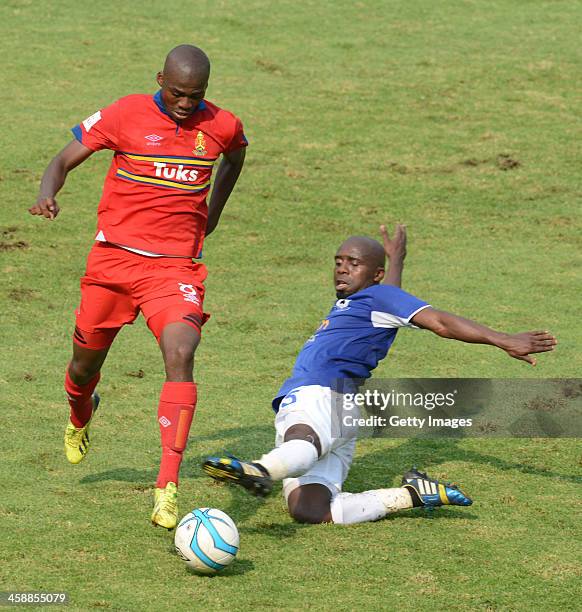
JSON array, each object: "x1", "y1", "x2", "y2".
[{"x1": 174, "y1": 508, "x2": 239, "y2": 574}]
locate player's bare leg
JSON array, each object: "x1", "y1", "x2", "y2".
[
  {"x1": 160, "y1": 321, "x2": 200, "y2": 383},
  {"x1": 64, "y1": 342, "x2": 111, "y2": 464},
  {"x1": 69, "y1": 343, "x2": 110, "y2": 385},
  {"x1": 152, "y1": 322, "x2": 200, "y2": 529}
]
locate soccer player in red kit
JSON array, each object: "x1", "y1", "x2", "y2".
[{"x1": 29, "y1": 45, "x2": 247, "y2": 529}]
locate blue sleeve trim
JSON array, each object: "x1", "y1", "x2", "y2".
[{"x1": 71, "y1": 124, "x2": 83, "y2": 142}]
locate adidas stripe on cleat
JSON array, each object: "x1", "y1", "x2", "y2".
[
  {"x1": 64, "y1": 393, "x2": 100, "y2": 465},
  {"x1": 202, "y1": 455, "x2": 273, "y2": 497},
  {"x1": 402, "y1": 467, "x2": 472, "y2": 507}
]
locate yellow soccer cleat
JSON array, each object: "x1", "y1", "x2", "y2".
[
  {"x1": 151, "y1": 482, "x2": 178, "y2": 530},
  {"x1": 64, "y1": 393, "x2": 100, "y2": 465}
]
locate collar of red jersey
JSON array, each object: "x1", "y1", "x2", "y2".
[{"x1": 153, "y1": 90, "x2": 207, "y2": 121}]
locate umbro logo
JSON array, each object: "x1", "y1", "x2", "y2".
[
  {"x1": 145, "y1": 134, "x2": 163, "y2": 146},
  {"x1": 159, "y1": 416, "x2": 171, "y2": 428}
]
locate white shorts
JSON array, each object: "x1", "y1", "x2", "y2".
[{"x1": 274, "y1": 385, "x2": 357, "y2": 501}]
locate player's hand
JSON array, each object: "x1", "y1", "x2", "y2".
[
  {"x1": 29, "y1": 197, "x2": 60, "y2": 220},
  {"x1": 380, "y1": 223, "x2": 406, "y2": 261},
  {"x1": 502, "y1": 331, "x2": 557, "y2": 365}
]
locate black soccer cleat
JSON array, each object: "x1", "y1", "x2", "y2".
[
  {"x1": 202, "y1": 455, "x2": 273, "y2": 497},
  {"x1": 402, "y1": 467, "x2": 473, "y2": 507}
]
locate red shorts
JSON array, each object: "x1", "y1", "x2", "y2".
[{"x1": 74, "y1": 243, "x2": 209, "y2": 350}]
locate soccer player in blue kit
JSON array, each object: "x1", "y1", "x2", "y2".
[{"x1": 203, "y1": 225, "x2": 557, "y2": 525}]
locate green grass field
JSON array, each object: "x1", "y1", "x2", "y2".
[{"x1": 1, "y1": 0, "x2": 581, "y2": 609}]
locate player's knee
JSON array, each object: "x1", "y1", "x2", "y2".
[
  {"x1": 287, "y1": 485, "x2": 332, "y2": 524},
  {"x1": 165, "y1": 342, "x2": 196, "y2": 365},
  {"x1": 161, "y1": 324, "x2": 200, "y2": 368},
  {"x1": 289, "y1": 500, "x2": 330, "y2": 524},
  {"x1": 68, "y1": 357, "x2": 101, "y2": 384},
  {"x1": 162, "y1": 340, "x2": 198, "y2": 380}
]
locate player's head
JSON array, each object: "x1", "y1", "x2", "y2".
[
  {"x1": 157, "y1": 45, "x2": 211, "y2": 122},
  {"x1": 334, "y1": 236, "x2": 385, "y2": 298}
]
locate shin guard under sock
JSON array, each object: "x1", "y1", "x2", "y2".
[{"x1": 156, "y1": 382, "x2": 197, "y2": 488}]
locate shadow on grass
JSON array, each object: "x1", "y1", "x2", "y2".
[
  {"x1": 187, "y1": 557, "x2": 255, "y2": 577},
  {"x1": 167, "y1": 544, "x2": 255, "y2": 576},
  {"x1": 188, "y1": 424, "x2": 275, "y2": 452},
  {"x1": 239, "y1": 521, "x2": 306, "y2": 538},
  {"x1": 79, "y1": 467, "x2": 156, "y2": 485},
  {"x1": 77, "y1": 425, "x2": 277, "y2": 524},
  {"x1": 346, "y1": 437, "x2": 582, "y2": 492},
  {"x1": 78, "y1": 425, "x2": 274, "y2": 486},
  {"x1": 385, "y1": 508, "x2": 479, "y2": 521}
]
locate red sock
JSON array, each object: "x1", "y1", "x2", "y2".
[
  {"x1": 65, "y1": 369, "x2": 100, "y2": 428},
  {"x1": 156, "y1": 382, "x2": 197, "y2": 488}
]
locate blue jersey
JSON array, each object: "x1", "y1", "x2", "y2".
[{"x1": 274, "y1": 284, "x2": 429, "y2": 406}]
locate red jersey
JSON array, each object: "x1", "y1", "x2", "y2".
[{"x1": 72, "y1": 92, "x2": 247, "y2": 257}]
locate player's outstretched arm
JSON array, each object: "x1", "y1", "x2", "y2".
[
  {"x1": 205, "y1": 147, "x2": 246, "y2": 236},
  {"x1": 411, "y1": 307, "x2": 557, "y2": 365},
  {"x1": 29, "y1": 140, "x2": 94, "y2": 220},
  {"x1": 381, "y1": 223, "x2": 407, "y2": 287}
]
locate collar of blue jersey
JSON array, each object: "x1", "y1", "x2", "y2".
[{"x1": 153, "y1": 90, "x2": 207, "y2": 121}]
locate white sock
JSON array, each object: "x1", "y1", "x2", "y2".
[
  {"x1": 330, "y1": 488, "x2": 413, "y2": 525},
  {"x1": 256, "y1": 439, "x2": 318, "y2": 481}
]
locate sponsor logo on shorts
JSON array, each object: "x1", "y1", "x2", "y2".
[
  {"x1": 179, "y1": 283, "x2": 200, "y2": 305},
  {"x1": 159, "y1": 416, "x2": 171, "y2": 428}
]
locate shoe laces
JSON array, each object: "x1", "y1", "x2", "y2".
[{"x1": 65, "y1": 425, "x2": 83, "y2": 440}]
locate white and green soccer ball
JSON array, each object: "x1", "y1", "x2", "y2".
[{"x1": 174, "y1": 508, "x2": 239, "y2": 574}]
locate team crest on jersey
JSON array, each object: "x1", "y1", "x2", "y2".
[
  {"x1": 335, "y1": 299, "x2": 351, "y2": 310},
  {"x1": 193, "y1": 131, "x2": 207, "y2": 156}
]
